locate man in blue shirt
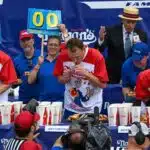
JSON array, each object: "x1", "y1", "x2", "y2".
[
  {"x1": 14, "y1": 30, "x2": 40, "y2": 103},
  {"x1": 121, "y1": 42, "x2": 150, "y2": 102}
]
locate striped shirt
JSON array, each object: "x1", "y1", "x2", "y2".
[{"x1": 5, "y1": 138, "x2": 26, "y2": 150}]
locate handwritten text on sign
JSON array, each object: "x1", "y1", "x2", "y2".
[{"x1": 27, "y1": 8, "x2": 62, "y2": 35}]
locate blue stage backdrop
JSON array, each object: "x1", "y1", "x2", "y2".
[{"x1": 0, "y1": 0, "x2": 150, "y2": 57}]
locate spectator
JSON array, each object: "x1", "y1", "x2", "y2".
[
  {"x1": 14, "y1": 30, "x2": 41, "y2": 103},
  {"x1": 54, "y1": 38, "x2": 108, "y2": 119},
  {"x1": 135, "y1": 69, "x2": 150, "y2": 105},
  {"x1": 122, "y1": 42, "x2": 150, "y2": 102},
  {"x1": 5, "y1": 111, "x2": 42, "y2": 150},
  {"x1": 28, "y1": 24, "x2": 69, "y2": 102},
  {"x1": 127, "y1": 122, "x2": 150, "y2": 150},
  {"x1": 95, "y1": 7, "x2": 147, "y2": 83},
  {"x1": 0, "y1": 50, "x2": 17, "y2": 102}
]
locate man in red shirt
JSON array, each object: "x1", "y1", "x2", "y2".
[
  {"x1": 135, "y1": 69, "x2": 150, "y2": 104},
  {"x1": 5, "y1": 111, "x2": 42, "y2": 150},
  {"x1": 0, "y1": 50, "x2": 17, "y2": 101},
  {"x1": 54, "y1": 38, "x2": 108, "y2": 118}
]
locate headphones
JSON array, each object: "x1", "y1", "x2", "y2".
[{"x1": 129, "y1": 122, "x2": 146, "y2": 145}]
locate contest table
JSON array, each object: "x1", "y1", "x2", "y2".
[
  {"x1": 9, "y1": 84, "x2": 124, "y2": 115},
  {"x1": 2, "y1": 84, "x2": 125, "y2": 149},
  {"x1": 0, "y1": 123, "x2": 129, "y2": 150}
]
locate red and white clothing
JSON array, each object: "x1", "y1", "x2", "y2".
[
  {"x1": 136, "y1": 69, "x2": 150, "y2": 101},
  {"x1": 0, "y1": 50, "x2": 17, "y2": 101},
  {"x1": 54, "y1": 47, "x2": 108, "y2": 113},
  {"x1": 5, "y1": 138, "x2": 42, "y2": 150}
]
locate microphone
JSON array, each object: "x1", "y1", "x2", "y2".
[
  {"x1": 133, "y1": 32, "x2": 140, "y2": 43},
  {"x1": 94, "y1": 106, "x2": 99, "y2": 124}
]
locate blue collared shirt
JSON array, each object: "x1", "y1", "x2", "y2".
[
  {"x1": 121, "y1": 57, "x2": 150, "y2": 89},
  {"x1": 14, "y1": 49, "x2": 41, "y2": 103},
  {"x1": 37, "y1": 57, "x2": 65, "y2": 102}
]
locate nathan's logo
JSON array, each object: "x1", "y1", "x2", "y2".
[
  {"x1": 66, "y1": 29, "x2": 97, "y2": 45},
  {"x1": 38, "y1": 28, "x2": 97, "y2": 45}
]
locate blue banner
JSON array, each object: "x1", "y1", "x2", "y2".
[{"x1": 0, "y1": 0, "x2": 150, "y2": 57}]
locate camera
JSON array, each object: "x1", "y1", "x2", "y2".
[{"x1": 61, "y1": 107, "x2": 112, "y2": 150}]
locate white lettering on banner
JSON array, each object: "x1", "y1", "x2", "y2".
[
  {"x1": 38, "y1": 28, "x2": 97, "y2": 45},
  {"x1": 117, "y1": 140, "x2": 128, "y2": 147},
  {"x1": 45, "y1": 125, "x2": 69, "y2": 132},
  {"x1": 81, "y1": 1, "x2": 150, "y2": 9},
  {"x1": 1, "y1": 138, "x2": 9, "y2": 149}
]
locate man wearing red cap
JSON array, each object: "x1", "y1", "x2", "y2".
[
  {"x1": 5, "y1": 111, "x2": 42, "y2": 150},
  {"x1": 135, "y1": 69, "x2": 150, "y2": 103},
  {"x1": 13, "y1": 30, "x2": 41, "y2": 103},
  {"x1": 0, "y1": 50, "x2": 17, "y2": 101},
  {"x1": 95, "y1": 7, "x2": 147, "y2": 84}
]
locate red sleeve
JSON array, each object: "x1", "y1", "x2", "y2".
[
  {"x1": 53, "y1": 55, "x2": 64, "y2": 77},
  {"x1": 93, "y1": 54, "x2": 109, "y2": 82},
  {"x1": 60, "y1": 43, "x2": 67, "y2": 52},
  {"x1": 135, "y1": 70, "x2": 150, "y2": 100},
  {"x1": 0, "y1": 58, "x2": 17, "y2": 84},
  {"x1": 20, "y1": 141, "x2": 42, "y2": 150}
]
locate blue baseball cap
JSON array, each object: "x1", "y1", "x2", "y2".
[{"x1": 132, "y1": 42, "x2": 149, "y2": 61}]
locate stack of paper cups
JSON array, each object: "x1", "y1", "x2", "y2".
[
  {"x1": 122, "y1": 103, "x2": 133, "y2": 124},
  {"x1": 50, "y1": 102, "x2": 63, "y2": 125},
  {"x1": 131, "y1": 106, "x2": 141, "y2": 123},
  {"x1": 13, "y1": 101, "x2": 23, "y2": 119},
  {"x1": 108, "y1": 104, "x2": 120, "y2": 126},
  {"x1": 119, "y1": 104, "x2": 130, "y2": 126},
  {"x1": 36, "y1": 102, "x2": 51, "y2": 126},
  {"x1": 1, "y1": 102, "x2": 13, "y2": 125}
]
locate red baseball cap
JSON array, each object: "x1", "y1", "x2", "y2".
[
  {"x1": 14, "y1": 111, "x2": 40, "y2": 130},
  {"x1": 136, "y1": 69, "x2": 150, "y2": 100},
  {"x1": 19, "y1": 30, "x2": 33, "y2": 40}
]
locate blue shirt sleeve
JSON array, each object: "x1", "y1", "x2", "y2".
[
  {"x1": 121, "y1": 61, "x2": 130, "y2": 88},
  {"x1": 51, "y1": 146, "x2": 63, "y2": 150}
]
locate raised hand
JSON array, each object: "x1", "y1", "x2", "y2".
[{"x1": 99, "y1": 26, "x2": 106, "y2": 41}]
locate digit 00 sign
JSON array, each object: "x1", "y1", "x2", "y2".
[{"x1": 27, "y1": 8, "x2": 62, "y2": 35}]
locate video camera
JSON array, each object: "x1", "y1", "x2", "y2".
[{"x1": 61, "y1": 107, "x2": 112, "y2": 150}]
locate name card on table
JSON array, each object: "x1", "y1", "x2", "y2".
[
  {"x1": 118, "y1": 126, "x2": 131, "y2": 133},
  {"x1": 45, "y1": 125, "x2": 69, "y2": 132},
  {"x1": 27, "y1": 8, "x2": 62, "y2": 35}
]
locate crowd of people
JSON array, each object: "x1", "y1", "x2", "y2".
[{"x1": 0, "y1": 6, "x2": 150, "y2": 150}]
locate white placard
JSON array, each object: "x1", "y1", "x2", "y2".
[
  {"x1": 45, "y1": 125, "x2": 69, "y2": 132},
  {"x1": 118, "y1": 126, "x2": 131, "y2": 133}
]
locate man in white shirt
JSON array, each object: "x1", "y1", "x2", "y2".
[{"x1": 94, "y1": 7, "x2": 147, "y2": 84}]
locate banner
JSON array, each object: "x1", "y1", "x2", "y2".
[{"x1": 0, "y1": 0, "x2": 149, "y2": 57}]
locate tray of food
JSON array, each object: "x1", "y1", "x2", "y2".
[{"x1": 68, "y1": 114, "x2": 108, "y2": 123}]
